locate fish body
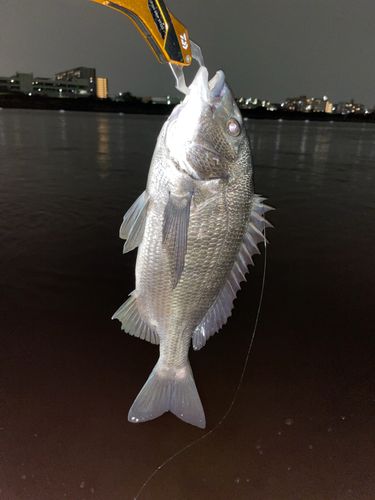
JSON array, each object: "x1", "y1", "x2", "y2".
[{"x1": 113, "y1": 67, "x2": 272, "y2": 428}]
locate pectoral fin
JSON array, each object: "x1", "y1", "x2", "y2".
[
  {"x1": 120, "y1": 191, "x2": 150, "y2": 253},
  {"x1": 162, "y1": 191, "x2": 192, "y2": 288}
]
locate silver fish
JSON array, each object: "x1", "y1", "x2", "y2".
[{"x1": 113, "y1": 66, "x2": 272, "y2": 429}]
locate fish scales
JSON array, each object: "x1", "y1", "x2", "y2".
[
  {"x1": 113, "y1": 66, "x2": 272, "y2": 428},
  {"x1": 138, "y1": 137, "x2": 252, "y2": 363}
]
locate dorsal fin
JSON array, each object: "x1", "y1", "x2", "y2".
[{"x1": 192, "y1": 195, "x2": 273, "y2": 351}]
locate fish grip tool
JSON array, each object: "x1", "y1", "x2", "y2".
[{"x1": 91, "y1": 0, "x2": 204, "y2": 93}]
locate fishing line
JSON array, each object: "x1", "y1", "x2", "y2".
[{"x1": 133, "y1": 229, "x2": 268, "y2": 500}]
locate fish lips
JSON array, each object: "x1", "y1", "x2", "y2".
[
  {"x1": 165, "y1": 67, "x2": 237, "y2": 179},
  {"x1": 209, "y1": 70, "x2": 226, "y2": 100},
  {"x1": 188, "y1": 66, "x2": 228, "y2": 104}
]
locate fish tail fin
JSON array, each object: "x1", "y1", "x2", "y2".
[{"x1": 128, "y1": 360, "x2": 206, "y2": 429}]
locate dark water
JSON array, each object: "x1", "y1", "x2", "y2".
[{"x1": 0, "y1": 109, "x2": 374, "y2": 500}]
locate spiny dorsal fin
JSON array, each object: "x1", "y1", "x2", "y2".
[
  {"x1": 120, "y1": 191, "x2": 150, "y2": 253},
  {"x1": 112, "y1": 291, "x2": 159, "y2": 345},
  {"x1": 192, "y1": 195, "x2": 273, "y2": 351}
]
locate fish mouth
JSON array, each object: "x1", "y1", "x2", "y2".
[
  {"x1": 186, "y1": 66, "x2": 226, "y2": 104},
  {"x1": 208, "y1": 71, "x2": 226, "y2": 100}
]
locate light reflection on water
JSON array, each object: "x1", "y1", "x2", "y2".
[
  {"x1": 247, "y1": 118, "x2": 375, "y2": 187},
  {"x1": 96, "y1": 116, "x2": 111, "y2": 178}
]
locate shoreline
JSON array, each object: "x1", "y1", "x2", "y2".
[{"x1": 1, "y1": 94, "x2": 374, "y2": 123}]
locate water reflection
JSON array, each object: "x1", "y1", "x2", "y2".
[
  {"x1": 299, "y1": 123, "x2": 308, "y2": 158},
  {"x1": 0, "y1": 111, "x2": 5, "y2": 147},
  {"x1": 58, "y1": 113, "x2": 67, "y2": 147},
  {"x1": 96, "y1": 116, "x2": 111, "y2": 178},
  {"x1": 8, "y1": 113, "x2": 23, "y2": 148},
  {"x1": 313, "y1": 125, "x2": 331, "y2": 167},
  {"x1": 247, "y1": 119, "x2": 375, "y2": 200},
  {"x1": 272, "y1": 122, "x2": 282, "y2": 167}
]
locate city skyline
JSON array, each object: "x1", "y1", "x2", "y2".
[
  {"x1": 1, "y1": 66, "x2": 372, "y2": 113},
  {"x1": 1, "y1": 0, "x2": 375, "y2": 107}
]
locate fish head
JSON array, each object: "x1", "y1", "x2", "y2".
[{"x1": 164, "y1": 66, "x2": 250, "y2": 181}]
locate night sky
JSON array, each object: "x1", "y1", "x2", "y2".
[{"x1": 1, "y1": 0, "x2": 374, "y2": 105}]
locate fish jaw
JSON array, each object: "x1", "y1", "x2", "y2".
[
  {"x1": 164, "y1": 67, "x2": 210, "y2": 172},
  {"x1": 164, "y1": 65, "x2": 246, "y2": 182}
]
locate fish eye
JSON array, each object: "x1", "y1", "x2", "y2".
[{"x1": 227, "y1": 118, "x2": 241, "y2": 137}]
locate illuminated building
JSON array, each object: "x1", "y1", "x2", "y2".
[
  {"x1": 333, "y1": 100, "x2": 367, "y2": 114},
  {"x1": 236, "y1": 97, "x2": 275, "y2": 110},
  {"x1": 55, "y1": 67, "x2": 97, "y2": 95},
  {"x1": 151, "y1": 96, "x2": 180, "y2": 105},
  {"x1": 32, "y1": 76, "x2": 91, "y2": 97},
  {"x1": 325, "y1": 101, "x2": 333, "y2": 113},
  {"x1": 96, "y1": 77, "x2": 108, "y2": 99},
  {"x1": 282, "y1": 95, "x2": 334, "y2": 113},
  {"x1": 0, "y1": 73, "x2": 33, "y2": 94},
  {"x1": 0, "y1": 67, "x2": 109, "y2": 99}
]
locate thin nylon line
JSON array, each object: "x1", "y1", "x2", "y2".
[{"x1": 133, "y1": 230, "x2": 268, "y2": 500}]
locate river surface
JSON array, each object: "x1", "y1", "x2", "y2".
[{"x1": 0, "y1": 109, "x2": 374, "y2": 499}]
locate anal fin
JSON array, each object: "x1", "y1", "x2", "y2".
[{"x1": 112, "y1": 291, "x2": 159, "y2": 344}]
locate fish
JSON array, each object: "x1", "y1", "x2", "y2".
[{"x1": 112, "y1": 66, "x2": 273, "y2": 429}]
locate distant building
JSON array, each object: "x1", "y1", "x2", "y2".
[
  {"x1": 0, "y1": 67, "x2": 108, "y2": 99},
  {"x1": 151, "y1": 96, "x2": 180, "y2": 105},
  {"x1": 325, "y1": 101, "x2": 333, "y2": 113},
  {"x1": 55, "y1": 67, "x2": 97, "y2": 95},
  {"x1": 266, "y1": 102, "x2": 280, "y2": 112},
  {"x1": 32, "y1": 75, "x2": 91, "y2": 98},
  {"x1": 282, "y1": 96, "x2": 304, "y2": 112},
  {"x1": 114, "y1": 91, "x2": 142, "y2": 103},
  {"x1": 237, "y1": 97, "x2": 273, "y2": 110},
  {"x1": 333, "y1": 100, "x2": 367, "y2": 114},
  {"x1": 0, "y1": 72, "x2": 33, "y2": 94},
  {"x1": 282, "y1": 95, "x2": 333, "y2": 113},
  {"x1": 96, "y1": 77, "x2": 108, "y2": 99}
]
